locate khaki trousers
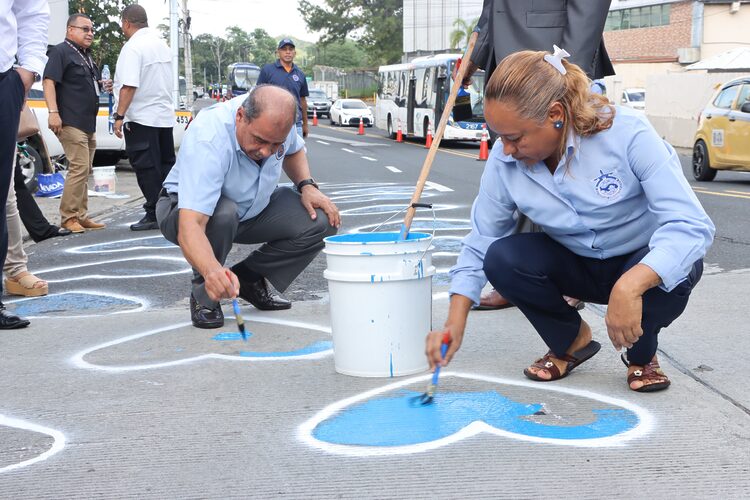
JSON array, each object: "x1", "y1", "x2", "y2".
[
  {"x1": 4, "y1": 153, "x2": 27, "y2": 278},
  {"x1": 59, "y1": 125, "x2": 95, "y2": 224}
]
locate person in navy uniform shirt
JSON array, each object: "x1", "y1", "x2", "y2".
[
  {"x1": 426, "y1": 48, "x2": 715, "y2": 393},
  {"x1": 256, "y1": 38, "x2": 309, "y2": 138}
]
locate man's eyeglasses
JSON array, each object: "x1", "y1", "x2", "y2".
[{"x1": 68, "y1": 25, "x2": 95, "y2": 34}]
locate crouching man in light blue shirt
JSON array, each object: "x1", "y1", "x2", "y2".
[
  {"x1": 426, "y1": 49, "x2": 714, "y2": 393},
  {"x1": 157, "y1": 85, "x2": 340, "y2": 329}
]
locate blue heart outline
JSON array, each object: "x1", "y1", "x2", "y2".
[{"x1": 297, "y1": 372, "x2": 655, "y2": 456}]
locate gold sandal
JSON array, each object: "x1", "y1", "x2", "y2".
[{"x1": 5, "y1": 272, "x2": 49, "y2": 297}]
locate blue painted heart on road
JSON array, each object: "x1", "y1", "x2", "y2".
[{"x1": 313, "y1": 389, "x2": 638, "y2": 446}]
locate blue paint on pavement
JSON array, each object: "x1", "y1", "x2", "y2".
[
  {"x1": 312, "y1": 390, "x2": 639, "y2": 446},
  {"x1": 8, "y1": 292, "x2": 141, "y2": 316},
  {"x1": 212, "y1": 332, "x2": 254, "y2": 341},
  {"x1": 239, "y1": 340, "x2": 332, "y2": 358}
]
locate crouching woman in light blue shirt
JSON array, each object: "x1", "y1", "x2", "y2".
[{"x1": 426, "y1": 48, "x2": 715, "y2": 392}]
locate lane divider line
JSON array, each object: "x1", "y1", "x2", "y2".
[
  {"x1": 361, "y1": 156, "x2": 377, "y2": 162},
  {"x1": 316, "y1": 140, "x2": 330, "y2": 145},
  {"x1": 385, "y1": 166, "x2": 402, "y2": 173},
  {"x1": 425, "y1": 181, "x2": 454, "y2": 192},
  {"x1": 341, "y1": 148, "x2": 356, "y2": 154}
]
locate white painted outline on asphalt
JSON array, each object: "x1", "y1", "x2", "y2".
[
  {"x1": 5, "y1": 290, "x2": 148, "y2": 319},
  {"x1": 67, "y1": 235, "x2": 177, "y2": 254},
  {"x1": 70, "y1": 317, "x2": 332, "y2": 372},
  {"x1": 34, "y1": 255, "x2": 191, "y2": 283},
  {"x1": 0, "y1": 415, "x2": 66, "y2": 473},
  {"x1": 424, "y1": 181, "x2": 453, "y2": 192},
  {"x1": 385, "y1": 166, "x2": 402, "y2": 173},
  {"x1": 297, "y1": 372, "x2": 654, "y2": 456}
]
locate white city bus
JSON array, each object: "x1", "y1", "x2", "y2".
[{"x1": 375, "y1": 54, "x2": 486, "y2": 142}]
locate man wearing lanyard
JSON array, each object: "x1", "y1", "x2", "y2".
[
  {"x1": 44, "y1": 14, "x2": 110, "y2": 234},
  {"x1": 113, "y1": 4, "x2": 175, "y2": 231},
  {"x1": 0, "y1": 0, "x2": 48, "y2": 328},
  {"x1": 257, "y1": 39, "x2": 309, "y2": 138}
]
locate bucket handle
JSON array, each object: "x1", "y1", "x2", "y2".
[{"x1": 369, "y1": 202, "x2": 436, "y2": 266}]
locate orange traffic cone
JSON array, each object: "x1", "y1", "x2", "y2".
[
  {"x1": 357, "y1": 116, "x2": 365, "y2": 135},
  {"x1": 424, "y1": 119, "x2": 433, "y2": 148},
  {"x1": 396, "y1": 119, "x2": 403, "y2": 143},
  {"x1": 312, "y1": 108, "x2": 318, "y2": 126},
  {"x1": 477, "y1": 124, "x2": 489, "y2": 161}
]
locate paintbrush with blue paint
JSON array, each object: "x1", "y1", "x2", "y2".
[
  {"x1": 412, "y1": 332, "x2": 451, "y2": 406},
  {"x1": 226, "y1": 270, "x2": 247, "y2": 341}
]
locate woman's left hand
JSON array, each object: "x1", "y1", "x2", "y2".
[{"x1": 605, "y1": 284, "x2": 644, "y2": 351}]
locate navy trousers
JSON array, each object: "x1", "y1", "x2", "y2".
[
  {"x1": 483, "y1": 233, "x2": 703, "y2": 365},
  {"x1": 0, "y1": 69, "x2": 26, "y2": 299}
]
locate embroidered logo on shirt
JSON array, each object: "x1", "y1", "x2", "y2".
[
  {"x1": 592, "y1": 170, "x2": 622, "y2": 199},
  {"x1": 292, "y1": 74, "x2": 300, "y2": 82},
  {"x1": 275, "y1": 144, "x2": 285, "y2": 160}
]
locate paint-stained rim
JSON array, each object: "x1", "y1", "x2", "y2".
[{"x1": 297, "y1": 372, "x2": 655, "y2": 455}]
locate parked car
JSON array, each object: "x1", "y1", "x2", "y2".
[
  {"x1": 329, "y1": 99, "x2": 373, "y2": 127},
  {"x1": 620, "y1": 87, "x2": 645, "y2": 110},
  {"x1": 306, "y1": 88, "x2": 332, "y2": 118},
  {"x1": 23, "y1": 82, "x2": 191, "y2": 189},
  {"x1": 692, "y1": 76, "x2": 750, "y2": 181}
]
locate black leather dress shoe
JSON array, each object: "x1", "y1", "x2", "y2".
[
  {"x1": 130, "y1": 215, "x2": 159, "y2": 231},
  {"x1": 0, "y1": 306, "x2": 30, "y2": 329},
  {"x1": 238, "y1": 277, "x2": 291, "y2": 311},
  {"x1": 190, "y1": 294, "x2": 224, "y2": 329}
]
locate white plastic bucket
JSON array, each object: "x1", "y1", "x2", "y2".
[
  {"x1": 323, "y1": 231, "x2": 435, "y2": 377},
  {"x1": 92, "y1": 166, "x2": 116, "y2": 193}
]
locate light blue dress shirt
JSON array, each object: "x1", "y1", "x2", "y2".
[
  {"x1": 450, "y1": 106, "x2": 715, "y2": 305},
  {"x1": 163, "y1": 94, "x2": 304, "y2": 221}
]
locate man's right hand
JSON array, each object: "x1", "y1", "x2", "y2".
[
  {"x1": 48, "y1": 113, "x2": 62, "y2": 136},
  {"x1": 203, "y1": 267, "x2": 240, "y2": 302}
]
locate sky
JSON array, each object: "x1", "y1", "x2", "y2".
[{"x1": 138, "y1": 0, "x2": 320, "y2": 42}]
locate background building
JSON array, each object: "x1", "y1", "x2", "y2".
[{"x1": 403, "y1": 0, "x2": 483, "y2": 61}]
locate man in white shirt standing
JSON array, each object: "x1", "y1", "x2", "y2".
[
  {"x1": 113, "y1": 4, "x2": 175, "y2": 231},
  {"x1": 0, "y1": 0, "x2": 48, "y2": 328}
]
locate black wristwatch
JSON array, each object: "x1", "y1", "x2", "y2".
[
  {"x1": 112, "y1": 112, "x2": 125, "y2": 121},
  {"x1": 297, "y1": 178, "x2": 319, "y2": 192}
]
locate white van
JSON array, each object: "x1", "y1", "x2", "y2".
[{"x1": 620, "y1": 88, "x2": 646, "y2": 110}]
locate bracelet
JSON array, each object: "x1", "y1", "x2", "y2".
[{"x1": 49, "y1": 110, "x2": 59, "y2": 113}]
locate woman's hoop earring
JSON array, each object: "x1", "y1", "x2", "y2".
[{"x1": 553, "y1": 120, "x2": 564, "y2": 129}]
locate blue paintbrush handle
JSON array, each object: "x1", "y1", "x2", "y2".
[{"x1": 431, "y1": 341, "x2": 449, "y2": 385}]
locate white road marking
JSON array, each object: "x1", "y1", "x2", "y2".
[
  {"x1": 316, "y1": 140, "x2": 330, "y2": 145},
  {"x1": 0, "y1": 415, "x2": 66, "y2": 473},
  {"x1": 361, "y1": 156, "x2": 377, "y2": 162},
  {"x1": 341, "y1": 148, "x2": 356, "y2": 154},
  {"x1": 385, "y1": 166, "x2": 402, "y2": 173},
  {"x1": 425, "y1": 181, "x2": 453, "y2": 192}
]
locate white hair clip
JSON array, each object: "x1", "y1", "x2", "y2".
[{"x1": 544, "y1": 45, "x2": 570, "y2": 75}]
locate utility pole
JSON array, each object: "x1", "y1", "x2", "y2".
[
  {"x1": 169, "y1": 0, "x2": 179, "y2": 108},
  {"x1": 181, "y1": 0, "x2": 194, "y2": 107}
]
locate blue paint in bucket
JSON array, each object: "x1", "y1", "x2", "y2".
[
  {"x1": 312, "y1": 390, "x2": 639, "y2": 446},
  {"x1": 326, "y1": 232, "x2": 431, "y2": 244}
]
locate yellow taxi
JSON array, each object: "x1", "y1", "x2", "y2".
[{"x1": 692, "y1": 76, "x2": 750, "y2": 181}]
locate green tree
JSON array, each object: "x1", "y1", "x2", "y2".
[
  {"x1": 69, "y1": 0, "x2": 135, "y2": 70},
  {"x1": 248, "y1": 29, "x2": 277, "y2": 66},
  {"x1": 449, "y1": 17, "x2": 478, "y2": 50},
  {"x1": 310, "y1": 40, "x2": 367, "y2": 71},
  {"x1": 298, "y1": 0, "x2": 402, "y2": 65}
]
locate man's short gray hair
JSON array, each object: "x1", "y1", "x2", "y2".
[
  {"x1": 241, "y1": 84, "x2": 296, "y2": 124},
  {"x1": 121, "y1": 4, "x2": 148, "y2": 28}
]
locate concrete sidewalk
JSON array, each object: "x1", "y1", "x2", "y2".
[{"x1": 3, "y1": 165, "x2": 748, "y2": 498}]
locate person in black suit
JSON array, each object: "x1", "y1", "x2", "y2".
[{"x1": 464, "y1": 0, "x2": 615, "y2": 310}]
